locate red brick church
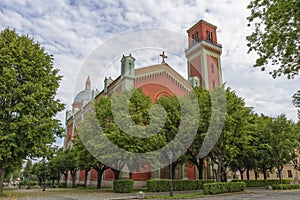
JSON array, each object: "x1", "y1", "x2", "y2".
[{"x1": 64, "y1": 19, "x2": 223, "y2": 186}]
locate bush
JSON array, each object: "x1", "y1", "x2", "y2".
[
  {"x1": 147, "y1": 179, "x2": 215, "y2": 192},
  {"x1": 57, "y1": 182, "x2": 67, "y2": 188},
  {"x1": 203, "y1": 182, "x2": 246, "y2": 195},
  {"x1": 113, "y1": 180, "x2": 134, "y2": 193},
  {"x1": 272, "y1": 184, "x2": 300, "y2": 190},
  {"x1": 33, "y1": 185, "x2": 41, "y2": 189},
  {"x1": 231, "y1": 179, "x2": 291, "y2": 187}
]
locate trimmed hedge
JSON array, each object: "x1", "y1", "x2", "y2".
[
  {"x1": 147, "y1": 179, "x2": 215, "y2": 192},
  {"x1": 231, "y1": 179, "x2": 292, "y2": 187},
  {"x1": 272, "y1": 184, "x2": 300, "y2": 190},
  {"x1": 113, "y1": 180, "x2": 134, "y2": 193},
  {"x1": 57, "y1": 182, "x2": 67, "y2": 188},
  {"x1": 203, "y1": 182, "x2": 246, "y2": 195}
]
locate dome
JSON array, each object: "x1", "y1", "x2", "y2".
[{"x1": 73, "y1": 89, "x2": 92, "y2": 104}]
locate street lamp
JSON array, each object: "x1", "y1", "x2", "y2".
[{"x1": 168, "y1": 151, "x2": 173, "y2": 197}]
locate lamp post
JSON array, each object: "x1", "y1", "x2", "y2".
[{"x1": 168, "y1": 151, "x2": 173, "y2": 197}]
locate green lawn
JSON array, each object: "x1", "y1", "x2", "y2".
[{"x1": 1, "y1": 188, "x2": 115, "y2": 199}]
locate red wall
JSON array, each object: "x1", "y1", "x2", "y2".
[{"x1": 206, "y1": 55, "x2": 220, "y2": 90}]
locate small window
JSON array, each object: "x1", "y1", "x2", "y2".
[
  {"x1": 287, "y1": 170, "x2": 293, "y2": 178},
  {"x1": 206, "y1": 30, "x2": 210, "y2": 41},
  {"x1": 211, "y1": 64, "x2": 214, "y2": 73},
  {"x1": 212, "y1": 80, "x2": 215, "y2": 89}
]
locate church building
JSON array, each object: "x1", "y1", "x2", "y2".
[{"x1": 64, "y1": 19, "x2": 223, "y2": 186}]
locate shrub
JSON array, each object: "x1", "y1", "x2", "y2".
[
  {"x1": 57, "y1": 182, "x2": 67, "y2": 188},
  {"x1": 33, "y1": 185, "x2": 41, "y2": 189},
  {"x1": 231, "y1": 179, "x2": 291, "y2": 187},
  {"x1": 272, "y1": 184, "x2": 300, "y2": 190},
  {"x1": 147, "y1": 179, "x2": 215, "y2": 192},
  {"x1": 113, "y1": 180, "x2": 134, "y2": 193},
  {"x1": 203, "y1": 182, "x2": 246, "y2": 195}
]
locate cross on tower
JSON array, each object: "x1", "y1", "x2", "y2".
[{"x1": 160, "y1": 51, "x2": 167, "y2": 64}]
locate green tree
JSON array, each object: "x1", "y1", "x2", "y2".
[
  {"x1": 49, "y1": 149, "x2": 70, "y2": 185},
  {"x1": 22, "y1": 160, "x2": 33, "y2": 182},
  {"x1": 186, "y1": 87, "x2": 211, "y2": 179},
  {"x1": 209, "y1": 87, "x2": 251, "y2": 182},
  {"x1": 0, "y1": 28, "x2": 64, "y2": 196},
  {"x1": 293, "y1": 91, "x2": 300, "y2": 119},
  {"x1": 32, "y1": 161, "x2": 48, "y2": 186},
  {"x1": 246, "y1": 0, "x2": 300, "y2": 79},
  {"x1": 268, "y1": 114, "x2": 299, "y2": 182},
  {"x1": 229, "y1": 113, "x2": 260, "y2": 180},
  {"x1": 73, "y1": 135, "x2": 108, "y2": 189},
  {"x1": 91, "y1": 89, "x2": 167, "y2": 179}
]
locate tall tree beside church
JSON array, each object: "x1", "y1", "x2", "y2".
[
  {"x1": 186, "y1": 87, "x2": 211, "y2": 179},
  {"x1": 73, "y1": 135, "x2": 108, "y2": 189},
  {"x1": 246, "y1": 0, "x2": 299, "y2": 79},
  {"x1": 0, "y1": 28, "x2": 64, "y2": 196},
  {"x1": 87, "y1": 89, "x2": 166, "y2": 179},
  {"x1": 210, "y1": 87, "x2": 251, "y2": 182}
]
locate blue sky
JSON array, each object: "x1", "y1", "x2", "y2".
[{"x1": 1, "y1": 0, "x2": 299, "y2": 146}]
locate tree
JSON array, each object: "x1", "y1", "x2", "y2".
[
  {"x1": 246, "y1": 0, "x2": 300, "y2": 79},
  {"x1": 186, "y1": 87, "x2": 211, "y2": 179},
  {"x1": 209, "y1": 87, "x2": 251, "y2": 182},
  {"x1": 73, "y1": 135, "x2": 109, "y2": 189},
  {"x1": 268, "y1": 114, "x2": 299, "y2": 182},
  {"x1": 90, "y1": 89, "x2": 167, "y2": 179},
  {"x1": 0, "y1": 28, "x2": 64, "y2": 196},
  {"x1": 293, "y1": 90, "x2": 300, "y2": 119},
  {"x1": 22, "y1": 160, "x2": 33, "y2": 183},
  {"x1": 229, "y1": 113, "x2": 260, "y2": 180},
  {"x1": 32, "y1": 161, "x2": 48, "y2": 186}
]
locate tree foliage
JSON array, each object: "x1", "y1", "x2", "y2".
[
  {"x1": 292, "y1": 90, "x2": 300, "y2": 119},
  {"x1": 0, "y1": 28, "x2": 64, "y2": 195},
  {"x1": 246, "y1": 0, "x2": 300, "y2": 79},
  {"x1": 209, "y1": 87, "x2": 252, "y2": 182}
]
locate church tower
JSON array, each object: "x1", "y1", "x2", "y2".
[
  {"x1": 185, "y1": 20, "x2": 222, "y2": 90},
  {"x1": 120, "y1": 54, "x2": 135, "y2": 90}
]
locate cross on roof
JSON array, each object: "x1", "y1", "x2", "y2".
[{"x1": 160, "y1": 51, "x2": 167, "y2": 64}]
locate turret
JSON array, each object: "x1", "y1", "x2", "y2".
[{"x1": 120, "y1": 54, "x2": 135, "y2": 90}]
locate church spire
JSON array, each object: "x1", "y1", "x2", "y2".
[{"x1": 85, "y1": 76, "x2": 91, "y2": 90}]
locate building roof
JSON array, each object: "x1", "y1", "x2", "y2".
[{"x1": 73, "y1": 89, "x2": 92, "y2": 104}]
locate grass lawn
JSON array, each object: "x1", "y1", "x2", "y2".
[{"x1": 0, "y1": 188, "x2": 117, "y2": 199}]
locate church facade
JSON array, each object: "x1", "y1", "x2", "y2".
[{"x1": 64, "y1": 20, "x2": 223, "y2": 186}]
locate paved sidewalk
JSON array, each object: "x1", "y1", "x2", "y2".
[{"x1": 4, "y1": 187, "x2": 300, "y2": 200}]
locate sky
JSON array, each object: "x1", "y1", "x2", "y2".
[{"x1": 0, "y1": 0, "x2": 299, "y2": 146}]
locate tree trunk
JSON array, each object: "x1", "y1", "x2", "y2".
[
  {"x1": 63, "y1": 171, "x2": 68, "y2": 185},
  {"x1": 262, "y1": 168, "x2": 267, "y2": 180},
  {"x1": 216, "y1": 158, "x2": 223, "y2": 182},
  {"x1": 38, "y1": 177, "x2": 42, "y2": 186},
  {"x1": 254, "y1": 171, "x2": 258, "y2": 180},
  {"x1": 113, "y1": 169, "x2": 120, "y2": 180},
  {"x1": 239, "y1": 169, "x2": 244, "y2": 180},
  {"x1": 278, "y1": 168, "x2": 283, "y2": 184},
  {"x1": 96, "y1": 168, "x2": 106, "y2": 189},
  {"x1": 198, "y1": 158, "x2": 204, "y2": 180},
  {"x1": 71, "y1": 170, "x2": 76, "y2": 188},
  {"x1": 84, "y1": 169, "x2": 90, "y2": 188},
  {"x1": 0, "y1": 168, "x2": 6, "y2": 197},
  {"x1": 246, "y1": 168, "x2": 250, "y2": 180}
]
